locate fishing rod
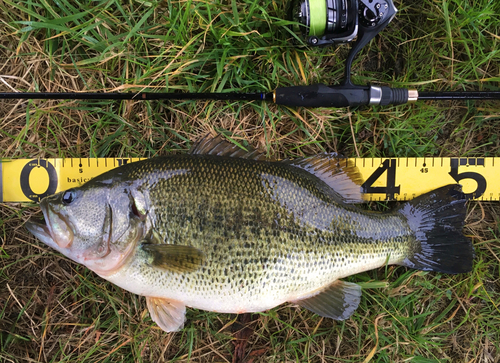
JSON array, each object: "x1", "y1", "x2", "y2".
[
  {"x1": 2, "y1": 88, "x2": 499, "y2": 108},
  {"x1": 1, "y1": 0, "x2": 499, "y2": 108}
]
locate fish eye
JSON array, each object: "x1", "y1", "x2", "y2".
[{"x1": 62, "y1": 189, "x2": 76, "y2": 205}]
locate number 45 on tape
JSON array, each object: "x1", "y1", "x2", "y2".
[{"x1": 0, "y1": 157, "x2": 496, "y2": 203}]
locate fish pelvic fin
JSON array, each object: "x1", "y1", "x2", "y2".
[
  {"x1": 290, "y1": 280, "x2": 362, "y2": 320},
  {"x1": 146, "y1": 297, "x2": 186, "y2": 332},
  {"x1": 283, "y1": 154, "x2": 364, "y2": 203},
  {"x1": 398, "y1": 184, "x2": 474, "y2": 274}
]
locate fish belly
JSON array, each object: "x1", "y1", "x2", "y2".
[{"x1": 105, "y1": 222, "x2": 410, "y2": 314}]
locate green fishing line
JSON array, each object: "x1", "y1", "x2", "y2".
[{"x1": 308, "y1": 0, "x2": 326, "y2": 36}]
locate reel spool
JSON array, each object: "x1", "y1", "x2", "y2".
[{"x1": 290, "y1": 0, "x2": 396, "y2": 47}]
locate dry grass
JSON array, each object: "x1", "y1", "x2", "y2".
[{"x1": 1, "y1": 0, "x2": 500, "y2": 362}]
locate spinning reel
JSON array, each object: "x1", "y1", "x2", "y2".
[
  {"x1": 290, "y1": 0, "x2": 397, "y2": 47},
  {"x1": 289, "y1": 0, "x2": 397, "y2": 87}
]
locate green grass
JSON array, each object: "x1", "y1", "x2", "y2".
[{"x1": 1, "y1": 0, "x2": 500, "y2": 361}]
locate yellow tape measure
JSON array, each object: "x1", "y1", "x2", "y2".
[{"x1": 0, "y1": 157, "x2": 497, "y2": 203}]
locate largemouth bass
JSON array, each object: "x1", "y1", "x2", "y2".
[{"x1": 26, "y1": 135, "x2": 474, "y2": 332}]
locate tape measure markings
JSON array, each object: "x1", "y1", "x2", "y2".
[{"x1": 0, "y1": 157, "x2": 498, "y2": 203}]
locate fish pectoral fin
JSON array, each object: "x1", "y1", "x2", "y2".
[
  {"x1": 291, "y1": 280, "x2": 362, "y2": 320},
  {"x1": 146, "y1": 297, "x2": 186, "y2": 332},
  {"x1": 141, "y1": 243, "x2": 205, "y2": 273}
]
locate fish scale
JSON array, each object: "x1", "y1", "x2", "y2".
[
  {"x1": 26, "y1": 136, "x2": 474, "y2": 332},
  {"x1": 105, "y1": 154, "x2": 411, "y2": 312}
]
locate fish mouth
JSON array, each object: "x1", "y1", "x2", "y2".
[
  {"x1": 25, "y1": 219, "x2": 56, "y2": 248},
  {"x1": 26, "y1": 201, "x2": 74, "y2": 250},
  {"x1": 27, "y1": 200, "x2": 141, "y2": 278}
]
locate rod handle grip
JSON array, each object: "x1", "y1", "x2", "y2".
[
  {"x1": 274, "y1": 84, "x2": 370, "y2": 108},
  {"x1": 274, "y1": 84, "x2": 410, "y2": 108}
]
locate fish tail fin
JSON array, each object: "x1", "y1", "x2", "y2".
[{"x1": 398, "y1": 184, "x2": 474, "y2": 274}]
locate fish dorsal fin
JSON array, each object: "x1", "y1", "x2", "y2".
[
  {"x1": 146, "y1": 297, "x2": 186, "y2": 332},
  {"x1": 189, "y1": 134, "x2": 268, "y2": 161},
  {"x1": 141, "y1": 243, "x2": 205, "y2": 273},
  {"x1": 291, "y1": 280, "x2": 362, "y2": 320},
  {"x1": 285, "y1": 154, "x2": 363, "y2": 203}
]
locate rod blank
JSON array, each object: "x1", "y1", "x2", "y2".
[
  {"x1": 0, "y1": 92, "x2": 271, "y2": 101},
  {"x1": 418, "y1": 91, "x2": 500, "y2": 101}
]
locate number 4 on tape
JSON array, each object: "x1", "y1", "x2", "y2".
[{"x1": 361, "y1": 159, "x2": 400, "y2": 199}]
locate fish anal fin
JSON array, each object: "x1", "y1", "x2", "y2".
[
  {"x1": 146, "y1": 297, "x2": 186, "y2": 332},
  {"x1": 141, "y1": 243, "x2": 205, "y2": 273},
  {"x1": 189, "y1": 134, "x2": 269, "y2": 161},
  {"x1": 291, "y1": 280, "x2": 362, "y2": 320},
  {"x1": 285, "y1": 154, "x2": 363, "y2": 203}
]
